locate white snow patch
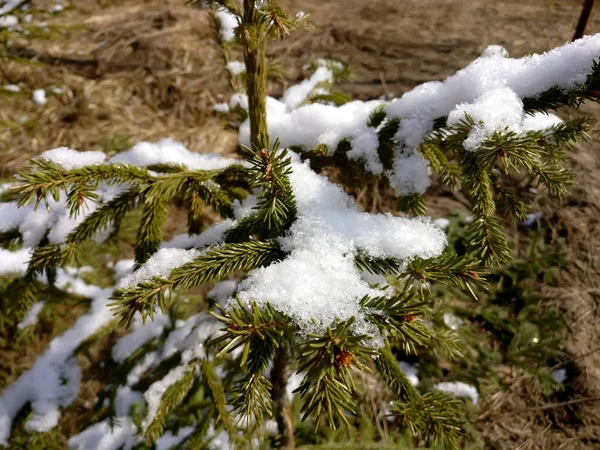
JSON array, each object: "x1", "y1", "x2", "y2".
[
  {"x1": 112, "y1": 312, "x2": 171, "y2": 363},
  {"x1": 32, "y1": 89, "x2": 47, "y2": 105},
  {"x1": 117, "y1": 248, "x2": 201, "y2": 289},
  {"x1": 234, "y1": 158, "x2": 446, "y2": 338},
  {"x1": 399, "y1": 361, "x2": 419, "y2": 386},
  {"x1": 215, "y1": 7, "x2": 237, "y2": 42},
  {"x1": 161, "y1": 219, "x2": 233, "y2": 249},
  {"x1": 552, "y1": 368, "x2": 568, "y2": 384},
  {"x1": 207, "y1": 280, "x2": 238, "y2": 305},
  {"x1": 17, "y1": 301, "x2": 45, "y2": 330},
  {"x1": 0, "y1": 248, "x2": 30, "y2": 275},
  {"x1": 282, "y1": 65, "x2": 334, "y2": 110},
  {"x1": 111, "y1": 138, "x2": 239, "y2": 171},
  {"x1": 434, "y1": 381, "x2": 479, "y2": 404},
  {"x1": 0, "y1": 15, "x2": 18, "y2": 28},
  {"x1": 38, "y1": 147, "x2": 106, "y2": 170},
  {"x1": 226, "y1": 60, "x2": 246, "y2": 75}
]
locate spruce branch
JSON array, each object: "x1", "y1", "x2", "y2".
[
  {"x1": 110, "y1": 240, "x2": 286, "y2": 327},
  {"x1": 144, "y1": 363, "x2": 198, "y2": 444},
  {"x1": 397, "y1": 193, "x2": 427, "y2": 216},
  {"x1": 495, "y1": 186, "x2": 528, "y2": 223},
  {"x1": 401, "y1": 254, "x2": 487, "y2": 301},
  {"x1": 200, "y1": 360, "x2": 238, "y2": 437},
  {"x1": 226, "y1": 135, "x2": 297, "y2": 241},
  {"x1": 376, "y1": 116, "x2": 400, "y2": 171},
  {"x1": 211, "y1": 301, "x2": 293, "y2": 430},
  {"x1": 211, "y1": 300, "x2": 294, "y2": 369},
  {"x1": 533, "y1": 162, "x2": 576, "y2": 198},
  {"x1": 135, "y1": 199, "x2": 167, "y2": 266},
  {"x1": 295, "y1": 318, "x2": 377, "y2": 430},
  {"x1": 464, "y1": 214, "x2": 511, "y2": 265},
  {"x1": 390, "y1": 391, "x2": 466, "y2": 450},
  {"x1": 15, "y1": 160, "x2": 152, "y2": 209},
  {"x1": 375, "y1": 342, "x2": 419, "y2": 402},
  {"x1": 232, "y1": 372, "x2": 273, "y2": 430},
  {"x1": 361, "y1": 293, "x2": 432, "y2": 354},
  {"x1": 66, "y1": 187, "x2": 141, "y2": 245},
  {"x1": 354, "y1": 252, "x2": 403, "y2": 276},
  {"x1": 522, "y1": 59, "x2": 600, "y2": 113}
]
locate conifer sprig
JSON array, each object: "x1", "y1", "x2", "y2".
[
  {"x1": 295, "y1": 318, "x2": 377, "y2": 430},
  {"x1": 110, "y1": 240, "x2": 286, "y2": 327},
  {"x1": 390, "y1": 391, "x2": 466, "y2": 450},
  {"x1": 225, "y1": 135, "x2": 297, "y2": 242}
]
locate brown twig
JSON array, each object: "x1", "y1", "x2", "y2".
[
  {"x1": 526, "y1": 396, "x2": 600, "y2": 411},
  {"x1": 270, "y1": 345, "x2": 295, "y2": 449},
  {"x1": 573, "y1": 0, "x2": 596, "y2": 41}
]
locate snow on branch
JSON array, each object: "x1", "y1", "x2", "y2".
[{"x1": 234, "y1": 34, "x2": 600, "y2": 196}]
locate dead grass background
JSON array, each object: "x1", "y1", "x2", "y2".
[{"x1": 1, "y1": 0, "x2": 599, "y2": 448}]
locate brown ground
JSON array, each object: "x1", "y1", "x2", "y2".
[{"x1": 1, "y1": 0, "x2": 600, "y2": 448}]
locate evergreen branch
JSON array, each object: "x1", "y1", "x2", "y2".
[
  {"x1": 542, "y1": 117, "x2": 590, "y2": 155},
  {"x1": 457, "y1": 144, "x2": 495, "y2": 218},
  {"x1": 144, "y1": 363, "x2": 198, "y2": 444},
  {"x1": 374, "y1": 342, "x2": 419, "y2": 402},
  {"x1": 368, "y1": 105, "x2": 387, "y2": 129},
  {"x1": 212, "y1": 300, "x2": 293, "y2": 369},
  {"x1": 192, "y1": 180, "x2": 235, "y2": 219},
  {"x1": 244, "y1": 135, "x2": 297, "y2": 230},
  {"x1": 420, "y1": 140, "x2": 461, "y2": 190},
  {"x1": 390, "y1": 391, "x2": 466, "y2": 450},
  {"x1": 200, "y1": 360, "x2": 238, "y2": 437},
  {"x1": 16, "y1": 160, "x2": 152, "y2": 208},
  {"x1": 66, "y1": 188, "x2": 141, "y2": 244},
  {"x1": 376, "y1": 117, "x2": 400, "y2": 171},
  {"x1": 232, "y1": 373, "x2": 273, "y2": 429},
  {"x1": 224, "y1": 213, "x2": 264, "y2": 243},
  {"x1": 26, "y1": 242, "x2": 64, "y2": 283},
  {"x1": 361, "y1": 293, "x2": 432, "y2": 353},
  {"x1": 259, "y1": 3, "x2": 296, "y2": 40},
  {"x1": 523, "y1": 59, "x2": 600, "y2": 113},
  {"x1": 464, "y1": 214, "x2": 511, "y2": 265},
  {"x1": 397, "y1": 194, "x2": 426, "y2": 216},
  {"x1": 427, "y1": 327, "x2": 465, "y2": 360},
  {"x1": 110, "y1": 240, "x2": 286, "y2": 327},
  {"x1": 401, "y1": 254, "x2": 488, "y2": 300},
  {"x1": 496, "y1": 186, "x2": 528, "y2": 222},
  {"x1": 533, "y1": 162, "x2": 576, "y2": 198},
  {"x1": 135, "y1": 199, "x2": 167, "y2": 265},
  {"x1": 354, "y1": 252, "x2": 403, "y2": 276},
  {"x1": 295, "y1": 318, "x2": 376, "y2": 430}
]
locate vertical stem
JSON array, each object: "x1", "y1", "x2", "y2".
[
  {"x1": 243, "y1": 0, "x2": 268, "y2": 148},
  {"x1": 573, "y1": 0, "x2": 596, "y2": 41},
  {"x1": 271, "y1": 345, "x2": 295, "y2": 449}
]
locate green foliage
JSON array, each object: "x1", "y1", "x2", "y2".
[
  {"x1": 389, "y1": 391, "x2": 465, "y2": 450},
  {"x1": 417, "y1": 214, "x2": 569, "y2": 399},
  {"x1": 295, "y1": 319, "x2": 376, "y2": 430},
  {"x1": 110, "y1": 240, "x2": 286, "y2": 327},
  {"x1": 0, "y1": 1, "x2": 596, "y2": 449}
]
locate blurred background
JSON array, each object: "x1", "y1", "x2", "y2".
[{"x1": 1, "y1": 1, "x2": 599, "y2": 448}]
